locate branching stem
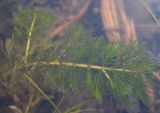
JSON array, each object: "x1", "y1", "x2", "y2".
[
  {"x1": 20, "y1": 61, "x2": 137, "y2": 74},
  {"x1": 3, "y1": 59, "x2": 144, "y2": 82}
]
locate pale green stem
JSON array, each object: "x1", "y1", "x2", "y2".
[
  {"x1": 24, "y1": 94, "x2": 34, "y2": 113},
  {"x1": 24, "y1": 15, "x2": 37, "y2": 63},
  {"x1": 20, "y1": 61, "x2": 137, "y2": 73},
  {"x1": 102, "y1": 69, "x2": 113, "y2": 84},
  {"x1": 52, "y1": 95, "x2": 66, "y2": 113},
  {"x1": 140, "y1": 0, "x2": 160, "y2": 25},
  {"x1": 64, "y1": 101, "x2": 87, "y2": 113},
  {"x1": 24, "y1": 74, "x2": 61, "y2": 113}
]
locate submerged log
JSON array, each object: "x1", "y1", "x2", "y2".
[
  {"x1": 100, "y1": 0, "x2": 156, "y2": 112},
  {"x1": 48, "y1": 0, "x2": 91, "y2": 39},
  {"x1": 100, "y1": 0, "x2": 120, "y2": 42},
  {"x1": 100, "y1": 0, "x2": 137, "y2": 43}
]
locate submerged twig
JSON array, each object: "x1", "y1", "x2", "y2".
[{"x1": 140, "y1": 0, "x2": 160, "y2": 25}]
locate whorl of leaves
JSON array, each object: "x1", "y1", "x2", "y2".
[
  {"x1": 0, "y1": 6, "x2": 153, "y2": 106},
  {"x1": 29, "y1": 25, "x2": 153, "y2": 103}
]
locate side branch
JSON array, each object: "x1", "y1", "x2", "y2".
[{"x1": 24, "y1": 15, "x2": 37, "y2": 63}]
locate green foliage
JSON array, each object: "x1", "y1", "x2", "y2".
[
  {"x1": 0, "y1": 5, "x2": 154, "y2": 110},
  {"x1": 13, "y1": 5, "x2": 53, "y2": 48}
]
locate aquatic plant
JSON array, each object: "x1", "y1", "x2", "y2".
[{"x1": 0, "y1": 5, "x2": 154, "y2": 113}]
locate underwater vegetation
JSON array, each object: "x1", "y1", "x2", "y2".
[
  {"x1": 0, "y1": 5, "x2": 155, "y2": 113},
  {"x1": 2, "y1": 0, "x2": 160, "y2": 112}
]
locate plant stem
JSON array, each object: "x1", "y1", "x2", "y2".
[
  {"x1": 4, "y1": 60, "x2": 140, "y2": 88},
  {"x1": 24, "y1": 15, "x2": 36, "y2": 63},
  {"x1": 25, "y1": 94, "x2": 34, "y2": 113},
  {"x1": 24, "y1": 74, "x2": 62, "y2": 113},
  {"x1": 140, "y1": 0, "x2": 160, "y2": 25},
  {"x1": 21, "y1": 61, "x2": 137, "y2": 73}
]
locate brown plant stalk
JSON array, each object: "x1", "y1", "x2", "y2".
[
  {"x1": 100, "y1": 0, "x2": 155, "y2": 112},
  {"x1": 48, "y1": 0, "x2": 91, "y2": 39}
]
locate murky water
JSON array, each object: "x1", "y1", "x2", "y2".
[{"x1": 0, "y1": 0, "x2": 160, "y2": 113}]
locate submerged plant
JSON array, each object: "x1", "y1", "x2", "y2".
[{"x1": 0, "y1": 5, "x2": 154, "y2": 113}]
